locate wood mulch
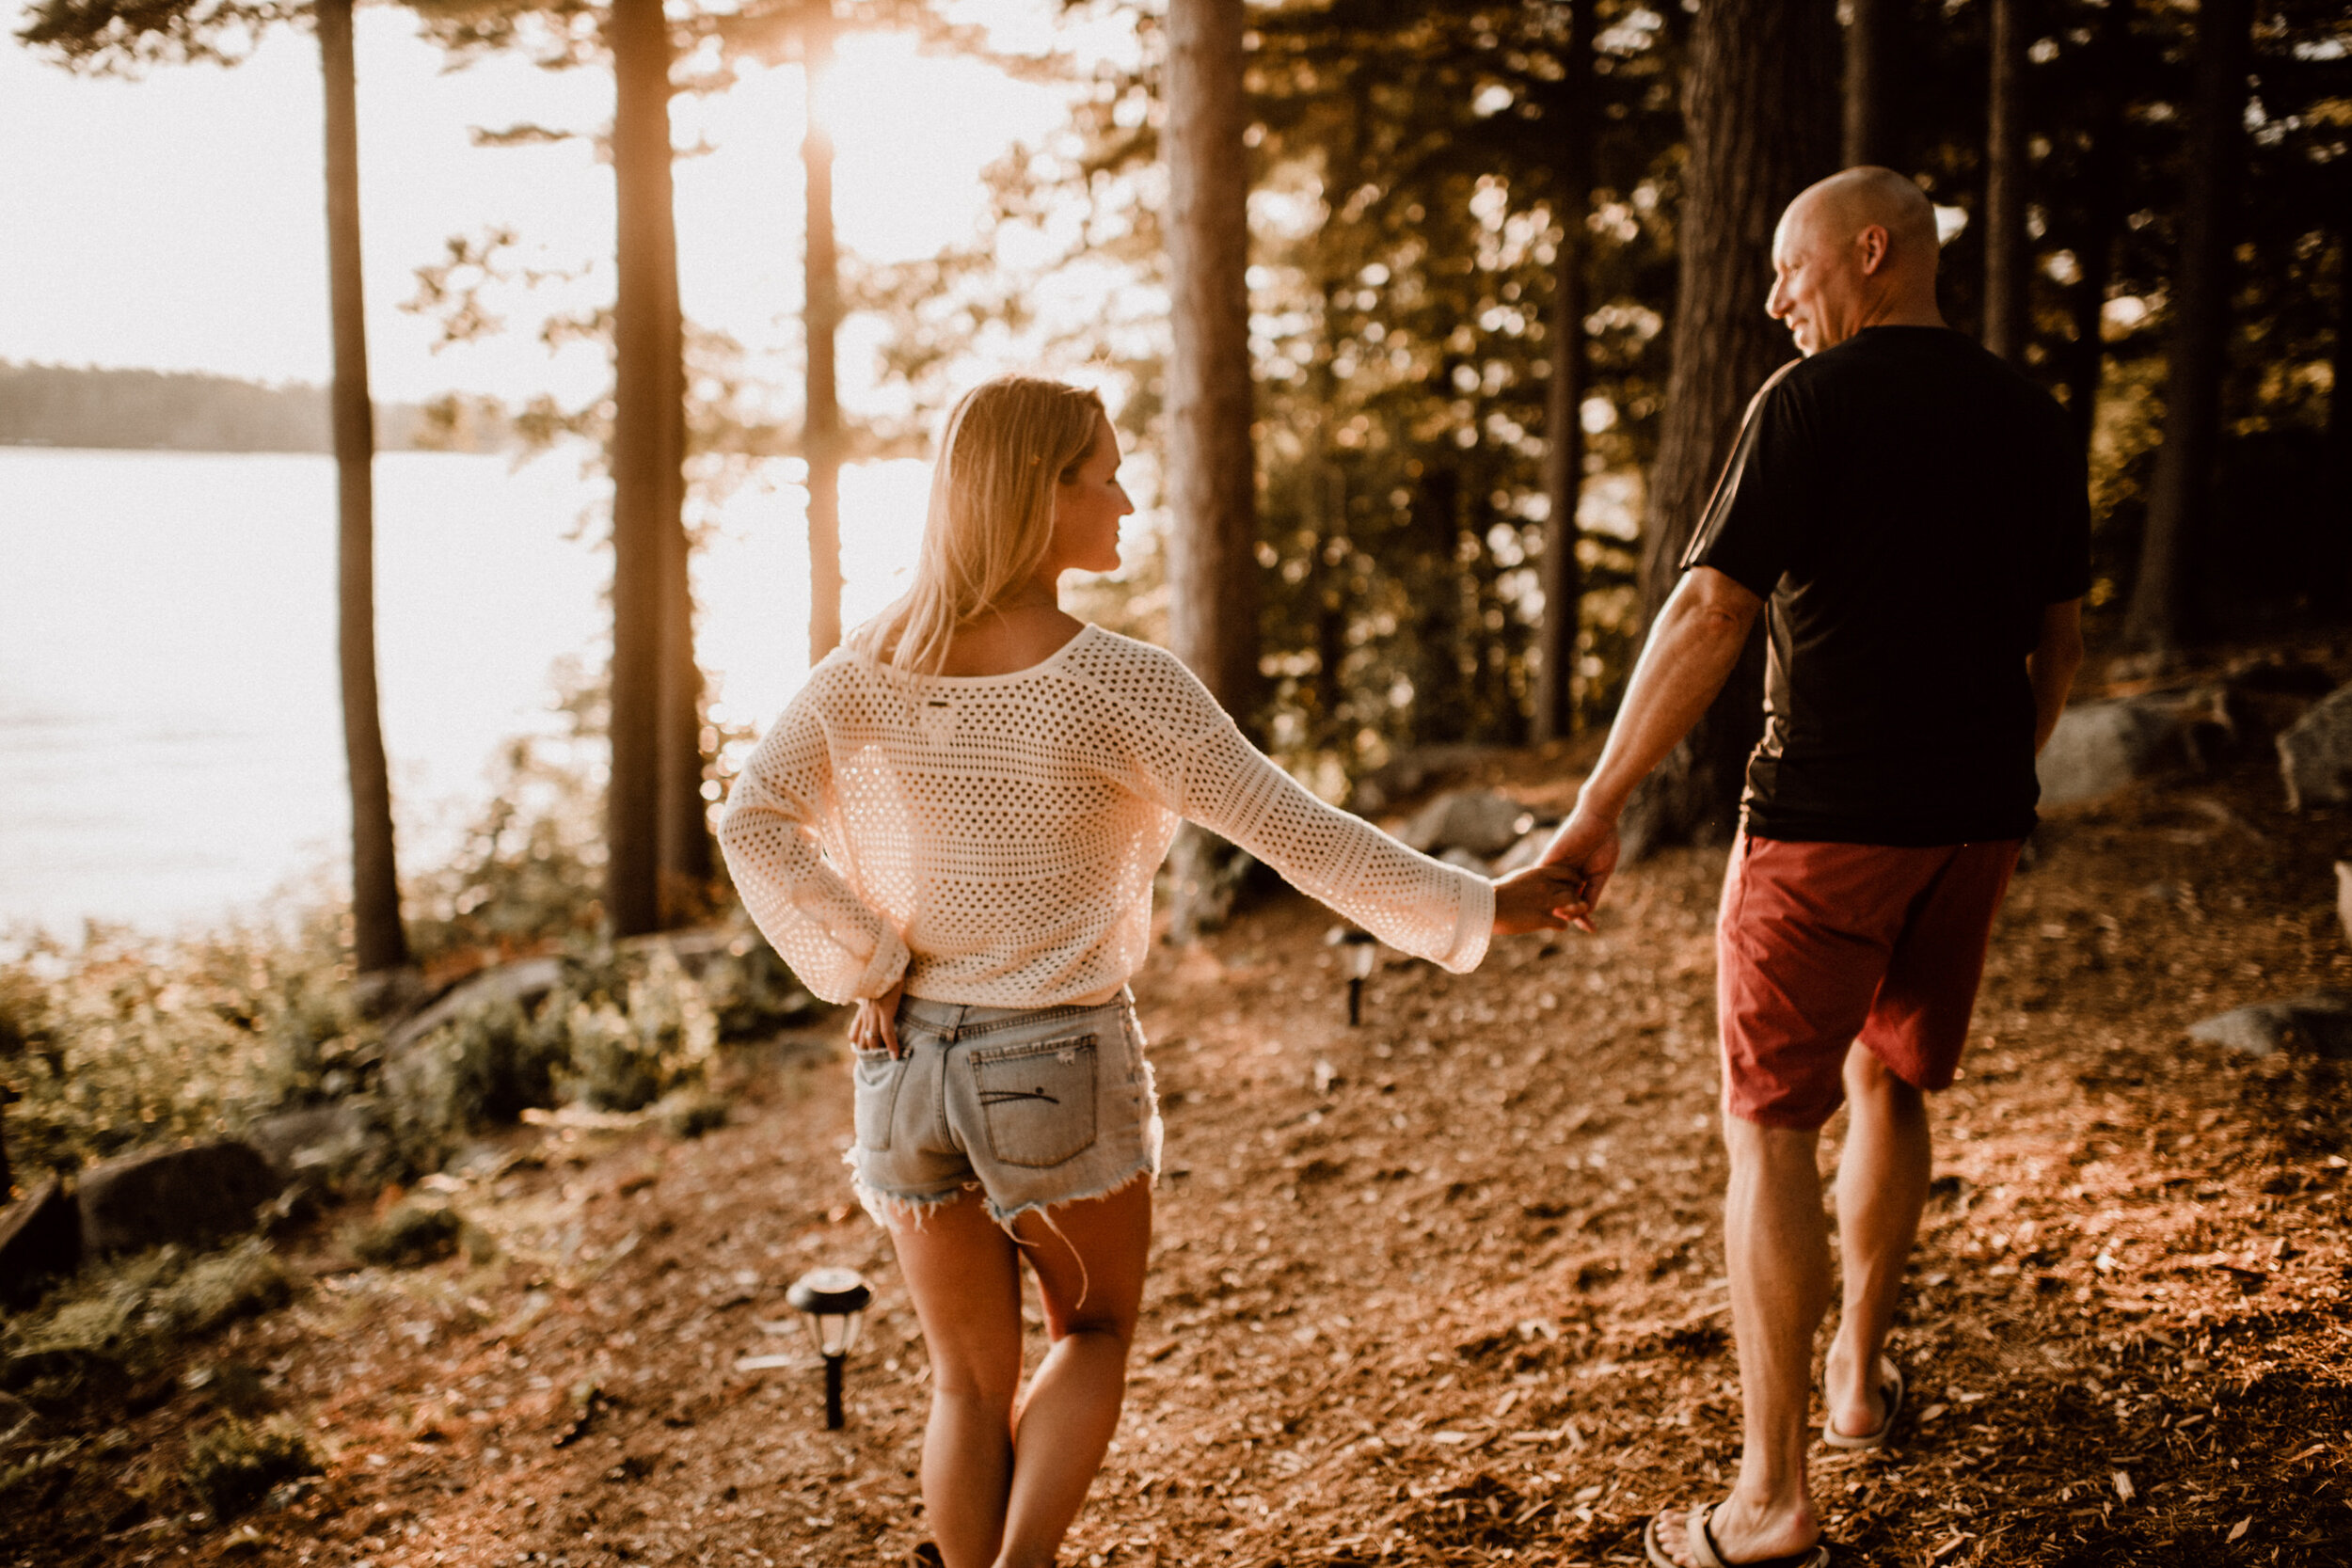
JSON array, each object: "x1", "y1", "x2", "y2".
[{"x1": 7, "y1": 723, "x2": 2351, "y2": 1568}]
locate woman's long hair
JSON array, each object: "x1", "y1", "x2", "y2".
[{"x1": 850, "y1": 374, "x2": 1107, "y2": 675}]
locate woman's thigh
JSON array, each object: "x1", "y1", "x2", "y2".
[
  {"x1": 1012, "y1": 1178, "x2": 1152, "y2": 1341},
  {"x1": 890, "y1": 1195, "x2": 1026, "y2": 1401}
]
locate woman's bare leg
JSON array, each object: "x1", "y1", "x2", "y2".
[
  {"x1": 993, "y1": 1179, "x2": 1153, "y2": 1568},
  {"x1": 888, "y1": 1195, "x2": 1026, "y2": 1568}
]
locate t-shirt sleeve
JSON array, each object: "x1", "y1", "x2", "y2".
[
  {"x1": 1678, "y1": 363, "x2": 1816, "y2": 598},
  {"x1": 2040, "y1": 403, "x2": 2093, "y2": 604}
]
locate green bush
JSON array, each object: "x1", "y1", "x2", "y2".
[
  {"x1": 183, "y1": 1418, "x2": 313, "y2": 1518},
  {"x1": 380, "y1": 994, "x2": 568, "y2": 1172},
  {"x1": 552, "y1": 946, "x2": 719, "y2": 1113},
  {"x1": 2, "y1": 1241, "x2": 296, "y2": 1400},
  {"x1": 345, "y1": 1201, "x2": 464, "y2": 1269}
]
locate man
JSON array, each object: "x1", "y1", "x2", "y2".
[{"x1": 1540, "y1": 166, "x2": 2088, "y2": 1568}]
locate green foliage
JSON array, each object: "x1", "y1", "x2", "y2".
[
  {"x1": 553, "y1": 946, "x2": 720, "y2": 1113},
  {"x1": 182, "y1": 1417, "x2": 313, "y2": 1519},
  {"x1": 380, "y1": 995, "x2": 570, "y2": 1174},
  {"x1": 2, "y1": 1241, "x2": 296, "y2": 1402},
  {"x1": 15, "y1": 0, "x2": 303, "y2": 75},
  {"x1": 344, "y1": 1201, "x2": 465, "y2": 1269}
]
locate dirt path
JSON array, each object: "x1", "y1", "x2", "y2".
[{"x1": 10, "y1": 755, "x2": 2352, "y2": 1568}]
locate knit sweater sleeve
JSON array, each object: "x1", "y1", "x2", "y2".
[
  {"x1": 1115, "y1": 643, "x2": 1493, "y2": 973},
  {"x1": 716, "y1": 680, "x2": 911, "y2": 1006}
]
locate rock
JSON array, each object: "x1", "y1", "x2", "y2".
[
  {"x1": 2187, "y1": 991, "x2": 2352, "y2": 1060},
  {"x1": 0, "y1": 1177, "x2": 81, "y2": 1307},
  {"x1": 1402, "y1": 789, "x2": 1538, "y2": 859},
  {"x1": 350, "y1": 966, "x2": 429, "y2": 1022},
  {"x1": 1350, "y1": 745, "x2": 1505, "y2": 816},
  {"x1": 2037, "y1": 690, "x2": 2233, "y2": 807},
  {"x1": 76, "y1": 1140, "x2": 281, "y2": 1259},
  {"x1": 1489, "y1": 824, "x2": 1561, "y2": 876},
  {"x1": 2279, "y1": 684, "x2": 2352, "y2": 812},
  {"x1": 2338, "y1": 863, "x2": 2352, "y2": 949},
  {"x1": 242, "y1": 1098, "x2": 386, "y2": 1191},
  {"x1": 1438, "y1": 847, "x2": 1491, "y2": 874},
  {"x1": 383, "y1": 956, "x2": 574, "y2": 1059}
]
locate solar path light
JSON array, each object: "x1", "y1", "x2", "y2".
[
  {"x1": 786, "y1": 1266, "x2": 872, "y2": 1430},
  {"x1": 1327, "y1": 927, "x2": 1378, "y2": 1026}
]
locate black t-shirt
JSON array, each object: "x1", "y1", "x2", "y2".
[{"x1": 1680, "y1": 325, "x2": 2090, "y2": 846}]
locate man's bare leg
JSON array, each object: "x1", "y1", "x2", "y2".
[
  {"x1": 1823, "y1": 1043, "x2": 1931, "y2": 1439},
  {"x1": 1649, "y1": 1113, "x2": 1829, "y2": 1565}
]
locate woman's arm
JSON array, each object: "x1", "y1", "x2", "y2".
[{"x1": 717, "y1": 694, "x2": 911, "y2": 1007}]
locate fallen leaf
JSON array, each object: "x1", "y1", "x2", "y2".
[
  {"x1": 2227, "y1": 1517, "x2": 2251, "y2": 1543},
  {"x1": 2113, "y1": 1470, "x2": 2135, "y2": 1503}
]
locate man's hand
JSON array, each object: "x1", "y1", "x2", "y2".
[
  {"x1": 1493, "y1": 864, "x2": 1591, "y2": 935},
  {"x1": 850, "y1": 978, "x2": 906, "y2": 1058},
  {"x1": 1537, "y1": 807, "x2": 1620, "y2": 930}
]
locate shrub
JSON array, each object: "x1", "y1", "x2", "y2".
[
  {"x1": 345, "y1": 1201, "x2": 464, "y2": 1269},
  {"x1": 2, "y1": 1241, "x2": 296, "y2": 1397},
  {"x1": 183, "y1": 1418, "x2": 313, "y2": 1518},
  {"x1": 658, "y1": 1088, "x2": 732, "y2": 1140},
  {"x1": 554, "y1": 946, "x2": 718, "y2": 1113},
  {"x1": 380, "y1": 995, "x2": 567, "y2": 1172}
]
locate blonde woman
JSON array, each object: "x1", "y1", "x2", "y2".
[{"x1": 720, "y1": 374, "x2": 1582, "y2": 1568}]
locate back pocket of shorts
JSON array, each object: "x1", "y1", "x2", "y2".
[
  {"x1": 969, "y1": 1034, "x2": 1098, "y2": 1169},
  {"x1": 851, "y1": 1048, "x2": 902, "y2": 1151}
]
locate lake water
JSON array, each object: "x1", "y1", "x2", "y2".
[{"x1": 0, "y1": 446, "x2": 930, "y2": 939}]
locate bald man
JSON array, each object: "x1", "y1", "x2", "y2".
[{"x1": 1540, "y1": 167, "x2": 2089, "y2": 1568}]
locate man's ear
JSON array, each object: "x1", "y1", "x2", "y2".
[{"x1": 1857, "y1": 224, "x2": 1892, "y2": 276}]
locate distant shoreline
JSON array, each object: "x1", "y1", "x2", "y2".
[{"x1": 0, "y1": 360, "x2": 515, "y2": 455}]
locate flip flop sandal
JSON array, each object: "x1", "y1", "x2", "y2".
[
  {"x1": 1644, "y1": 1503, "x2": 1833, "y2": 1568},
  {"x1": 1821, "y1": 1355, "x2": 1905, "y2": 1451}
]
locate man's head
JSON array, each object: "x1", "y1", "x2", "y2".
[{"x1": 1767, "y1": 166, "x2": 1944, "y2": 356}]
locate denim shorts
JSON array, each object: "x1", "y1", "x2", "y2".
[{"x1": 847, "y1": 990, "x2": 1162, "y2": 1228}]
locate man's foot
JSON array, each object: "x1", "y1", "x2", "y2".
[
  {"x1": 1821, "y1": 1355, "x2": 1904, "y2": 1450},
  {"x1": 1644, "y1": 1501, "x2": 1829, "y2": 1568}
]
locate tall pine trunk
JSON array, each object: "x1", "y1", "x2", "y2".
[
  {"x1": 606, "y1": 0, "x2": 677, "y2": 938},
  {"x1": 1841, "y1": 0, "x2": 1899, "y2": 168},
  {"x1": 320, "y1": 0, "x2": 409, "y2": 979},
  {"x1": 2059, "y1": 1, "x2": 2129, "y2": 457},
  {"x1": 1164, "y1": 0, "x2": 1258, "y2": 939},
  {"x1": 1982, "y1": 0, "x2": 2030, "y2": 365},
  {"x1": 1534, "y1": 0, "x2": 1595, "y2": 745},
  {"x1": 1621, "y1": 0, "x2": 1837, "y2": 860},
  {"x1": 655, "y1": 174, "x2": 707, "y2": 921},
  {"x1": 2122, "y1": 0, "x2": 2253, "y2": 655},
  {"x1": 803, "y1": 0, "x2": 844, "y2": 664}
]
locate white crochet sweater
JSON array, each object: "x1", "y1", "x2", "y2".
[{"x1": 718, "y1": 625, "x2": 1494, "y2": 1007}]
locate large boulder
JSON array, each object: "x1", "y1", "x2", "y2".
[
  {"x1": 76, "y1": 1140, "x2": 280, "y2": 1259},
  {"x1": 1350, "y1": 745, "x2": 1505, "y2": 816},
  {"x1": 243, "y1": 1098, "x2": 388, "y2": 1193},
  {"x1": 2279, "y1": 683, "x2": 2352, "y2": 813},
  {"x1": 2187, "y1": 992, "x2": 2352, "y2": 1060},
  {"x1": 1402, "y1": 789, "x2": 1538, "y2": 860},
  {"x1": 2037, "y1": 690, "x2": 2232, "y2": 807},
  {"x1": 383, "y1": 956, "x2": 574, "y2": 1059},
  {"x1": 0, "y1": 1178, "x2": 81, "y2": 1307}
]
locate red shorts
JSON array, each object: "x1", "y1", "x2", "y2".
[{"x1": 1716, "y1": 833, "x2": 2021, "y2": 1131}]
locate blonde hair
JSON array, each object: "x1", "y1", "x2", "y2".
[{"x1": 853, "y1": 374, "x2": 1108, "y2": 674}]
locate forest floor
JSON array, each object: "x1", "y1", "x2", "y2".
[{"x1": 10, "y1": 662, "x2": 2352, "y2": 1568}]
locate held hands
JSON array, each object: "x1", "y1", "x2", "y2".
[
  {"x1": 1534, "y1": 806, "x2": 1620, "y2": 932},
  {"x1": 1492, "y1": 863, "x2": 1591, "y2": 935},
  {"x1": 849, "y1": 977, "x2": 907, "y2": 1058}
]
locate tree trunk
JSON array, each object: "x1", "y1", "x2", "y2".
[
  {"x1": 2122, "y1": 0, "x2": 2253, "y2": 655},
  {"x1": 319, "y1": 0, "x2": 409, "y2": 978},
  {"x1": 1164, "y1": 0, "x2": 1259, "y2": 940},
  {"x1": 655, "y1": 133, "x2": 707, "y2": 922},
  {"x1": 1534, "y1": 0, "x2": 1595, "y2": 746},
  {"x1": 1983, "y1": 0, "x2": 2030, "y2": 365},
  {"x1": 1622, "y1": 0, "x2": 1837, "y2": 860},
  {"x1": 803, "y1": 0, "x2": 844, "y2": 664},
  {"x1": 606, "y1": 0, "x2": 675, "y2": 939},
  {"x1": 1841, "y1": 0, "x2": 1899, "y2": 168},
  {"x1": 2058, "y1": 0, "x2": 2130, "y2": 455},
  {"x1": 2330, "y1": 190, "x2": 2352, "y2": 606}
]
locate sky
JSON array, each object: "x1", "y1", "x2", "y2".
[{"x1": 0, "y1": 0, "x2": 1117, "y2": 408}]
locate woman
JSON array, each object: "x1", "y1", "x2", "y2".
[{"x1": 720, "y1": 374, "x2": 1582, "y2": 1568}]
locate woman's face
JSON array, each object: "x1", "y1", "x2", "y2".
[{"x1": 1046, "y1": 413, "x2": 1133, "y2": 577}]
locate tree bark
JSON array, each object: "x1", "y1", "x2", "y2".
[
  {"x1": 654, "y1": 139, "x2": 707, "y2": 921},
  {"x1": 1841, "y1": 0, "x2": 1899, "y2": 168},
  {"x1": 606, "y1": 0, "x2": 676, "y2": 938},
  {"x1": 1534, "y1": 0, "x2": 1595, "y2": 746},
  {"x1": 803, "y1": 0, "x2": 844, "y2": 664},
  {"x1": 319, "y1": 0, "x2": 409, "y2": 977},
  {"x1": 1622, "y1": 0, "x2": 1837, "y2": 860},
  {"x1": 1983, "y1": 0, "x2": 2030, "y2": 365},
  {"x1": 2058, "y1": 1, "x2": 2129, "y2": 458},
  {"x1": 2122, "y1": 0, "x2": 2253, "y2": 655},
  {"x1": 1164, "y1": 0, "x2": 1260, "y2": 940}
]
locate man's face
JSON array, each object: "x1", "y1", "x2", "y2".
[{"x1": 1766, "y1": 203, "x2": 1866, "y2": 356}]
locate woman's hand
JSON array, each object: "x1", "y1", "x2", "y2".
[
  {"x1": 850, "y1": 979, "x2": 907, "y2": 1058},
  {"x1": 1492, "y1": 864, "x2": 1591, "y2": 935}
]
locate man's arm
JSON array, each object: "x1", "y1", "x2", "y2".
[
  {"x1": 1538, "y1": 565, "x2": 1764, "y2": 913},
  {"x1": 2026, "y1": 597, "x2": 2085, "y2": 754}
]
